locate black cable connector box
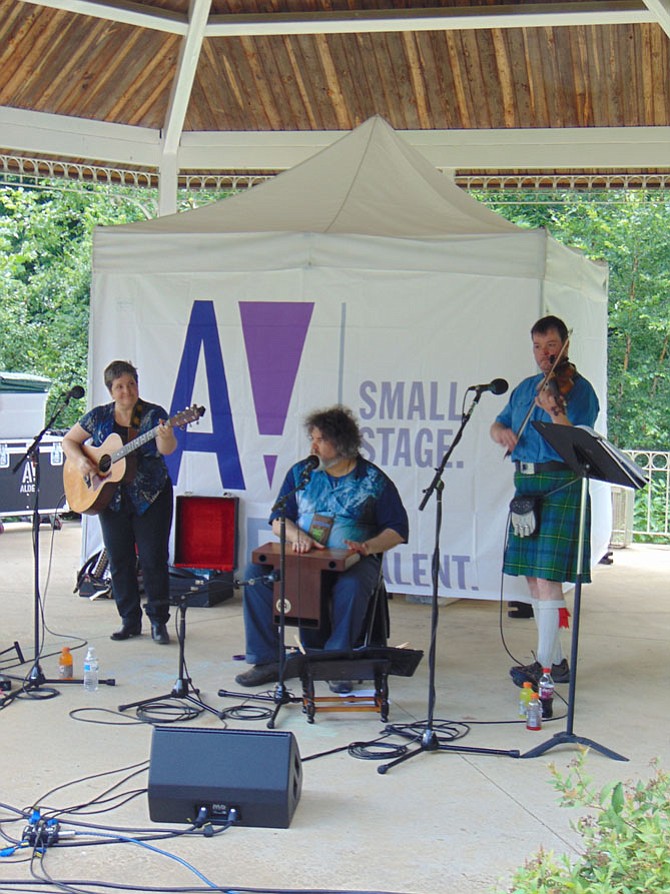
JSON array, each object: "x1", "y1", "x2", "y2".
[{"x1": 0, "y1": 676, "x2": 11, "y2": 692}]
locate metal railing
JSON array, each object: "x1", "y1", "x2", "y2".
[{"x1": 611, "y1": 451, "x2": 670, "y2": 544}]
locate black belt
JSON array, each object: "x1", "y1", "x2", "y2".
[{"x1": 515, "y1": 460, "x2": 570, "y2": 474}]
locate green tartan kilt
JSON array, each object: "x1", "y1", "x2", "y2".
[{"x1": 503, "y1": 469, "x2": 591, "y2": 583}]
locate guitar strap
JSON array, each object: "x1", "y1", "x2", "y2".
[
  {"x1": 130, "y1": 399, "x2": 145, "y2": 430},
  {"x1": 123, "y1": 399, "x2": 146, "y2": 482}
]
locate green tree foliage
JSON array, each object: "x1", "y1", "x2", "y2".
[
  {"x1": 1, "y1": 181, "x2": 669, "y2": 448},
  {"x1": 477, "y1": 191, "x2": 670, "y2": 449},
  {"x1": 0, "y1": 182, "x2": 150, "y2": 428}
]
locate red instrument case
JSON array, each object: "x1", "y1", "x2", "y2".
[{"x1": 169, "y1": 495, "x2": 238, "y2": 607}]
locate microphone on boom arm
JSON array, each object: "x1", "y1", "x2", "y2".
[
  {"x1": 467, "y1": 378, "x2": 509, "y2": 396},
  {"x1": 300, "y1": 455, "x2": 321, "y2": 481},
  {"x1": 64, "y1": 385, "x2": 85, "y2": 402}
]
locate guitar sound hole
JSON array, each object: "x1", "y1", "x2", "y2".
[{"x1": 98, "y1": 455, "x2": 111, "y2": 474}]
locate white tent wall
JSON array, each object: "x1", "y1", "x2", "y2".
[{"x1": 88, "y1": 223, "x2": 610, "y2": 601}]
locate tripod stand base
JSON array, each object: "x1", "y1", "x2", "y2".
[
  {"x1": 521, "y1": 730, "x2": 628, "y2": 761},
  {"x1": 119, "y1": 681, "x2": 224, "y2": 719},
  {"x1": 217, "y1": 686, "x2": 302, "y2": 729},
  {"x1": 377, "y1": 721, "x2": 522, "y2": 773}
]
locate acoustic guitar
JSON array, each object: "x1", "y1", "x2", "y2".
[{"x1": 63, "y1": 404, "x2": 205, "y2": 515}]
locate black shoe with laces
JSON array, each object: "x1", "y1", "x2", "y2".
[{"x1": 510, "y1": 658, "x2": 570, "y2": 689}]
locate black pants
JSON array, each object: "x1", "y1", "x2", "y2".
[{"x1": 99, "y1": 481, "x2": 173, "y2": 627}]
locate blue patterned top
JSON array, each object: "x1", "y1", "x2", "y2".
[
  {"x1": 269, "y1": 456, "x2": 409, "y2": 548},
  {"x1": 78, "y1": 401, "x2": 171, "y2": 515},
  {"x1": 496, "y1": 372, "x2": 599, "y2": 463}
]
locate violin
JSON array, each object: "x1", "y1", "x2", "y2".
[
  {"x1": 503, "y1": 331, "x2": 575, "y2": 456},
  {"x1": 539, "y1": 357, "x2": 577, "y2": 417}
]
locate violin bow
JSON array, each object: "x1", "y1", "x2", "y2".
[{"x1": 503, "y1": 328, "x2": 573, "y2": 459}]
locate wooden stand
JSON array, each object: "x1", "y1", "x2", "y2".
[{"x1": 299, "y1": 656, "x2": 391, "y2": 723}]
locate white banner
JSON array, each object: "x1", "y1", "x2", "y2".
[{"x1": 89, "y1": 229, "x2": 610, "y2": 599}]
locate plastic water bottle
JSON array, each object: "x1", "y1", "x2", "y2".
[
  {"x1": 518, "y1": 681, "x2": 534, "y2": 718},
  {"x1": 83, "y1": 647, "x2": 99, "y2": 692},
  {"x1": 526, "y1": 692, "x2": 542, "y2": 730},
  {"x1": 58, "y1": 646, "x2": 73, "y2": 679},
  {"x1": 538, "y1": 667, "x2": 555, "y2": 719}
]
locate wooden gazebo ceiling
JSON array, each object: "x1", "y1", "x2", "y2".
[{"x1": 1, "y1": 0, "x2": 670, "y2": 182}]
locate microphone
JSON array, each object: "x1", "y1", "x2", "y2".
[
  {"x1": 65, "y1": 385, "x2": 85, "y2": 401},
  {"x1": 300, "y1": 455, "x2": 321, "y2": 480},
  {"x1": 468, "y1": 378, "x2": 509, "y2": 396}
]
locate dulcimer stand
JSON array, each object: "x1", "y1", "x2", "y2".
[{"x1": 521, "y1": 422, "x2": 647, "y2": 761}]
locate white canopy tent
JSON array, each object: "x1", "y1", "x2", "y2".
[{"x1": 89, "y1": 116, "x2": 610, "y2": 600}]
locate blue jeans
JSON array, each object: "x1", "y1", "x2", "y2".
[
  {"x1": 242, "y1": 553, "x2": 381, "y2": 665},
  {"x1": 99, "y1": 481, "x2": 173, "y2": 627}
]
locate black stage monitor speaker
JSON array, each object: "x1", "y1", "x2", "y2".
[{"x1": 148, "y1": 726, "x2": 302, "y2": 829}]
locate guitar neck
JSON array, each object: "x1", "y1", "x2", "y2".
[{"x1": 111, "y1": 421, "x2": 167, "y2": 463}]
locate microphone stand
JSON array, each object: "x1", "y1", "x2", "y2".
[
  {"x1": 1, "y1": 391, "x2": 114, "y2": 708},
  {"x1": 118, "y1": 592, "x2": 222, "y2": 720},
  {"x1": 218, "y1": 465, "x2": 315, "y2": 727},
  {"x1": 378, "y1": 388, "x2": 520, "y2": 773},
  {"x1": 265, "y1": 497, "x2": 302, "y2": 729}
]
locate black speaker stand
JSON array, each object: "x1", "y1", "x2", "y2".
[{"x1": 118, "y1": 594, "x2": 222, "y2": 720}]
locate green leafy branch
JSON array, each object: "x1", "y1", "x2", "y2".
[{"x1": 501, "y1": 753, "x2": 670, "y2": 894}]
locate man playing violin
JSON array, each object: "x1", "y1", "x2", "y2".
[{"x1": 490, "y1": 315, "x2": 600, "y2": 689}]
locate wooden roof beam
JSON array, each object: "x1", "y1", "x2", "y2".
[
  {"x1": 19, "y1": 0, "x2": 658, "y2": 36},
  {"x1": 206, "y1": 2, "x2": 657, "y2": 36},
  {"x1": 642, "y1": 0, "x2": 670, "y2": 37},
  {"x1": 2, "y1": 107, "x2": 669, "y2": 171},
  {"x1": 159, "y1": 0, "x2": 212, "y2": 214},
  {"x1": 19, "y1": 0, "x2": 189, "y2": 34}
]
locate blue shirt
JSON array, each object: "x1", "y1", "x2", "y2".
[
  {"x1": 496, "y1": 372, "x2": 599, "y2": 463},
  {"x1": 78, "y1": 401, "x2": 171, "y2": 515},
  {"x1": 269, "y1": 456, "x2": 409, "y2": 549}
]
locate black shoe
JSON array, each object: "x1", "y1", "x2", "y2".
[
  {"x1": 510, "y1": 659, "x2": 570, "y2": 688},
  {"x1": 328, "y1": 680, "x2": 354, "y2": 694},
  {"x1": 507, "y1": 600, "x2": 534, "y2": 619},
  {"x1": 151, "y1": 623, "x2": 170, "y2": 645},
  {"x1": 234, "y1": 655, "x2": 301, "y2": 687},
  {"x1": 110, "y1": 623, "x2": 142, "y2": 641},
  {"x1": 235, "y1": 663, "x2": 279, "y2": 687},
  {"x1": 510, "y1": 660, "x2": 542, "y2": 688},
  {"x1": 548, "y1": 658, "x2": 570, "y2": 683}
]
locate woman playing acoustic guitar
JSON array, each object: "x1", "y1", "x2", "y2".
[{"x1": 62, "y1": 360, "x2": 177, "y2": 645}]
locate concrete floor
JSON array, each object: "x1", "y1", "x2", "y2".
[{"x1": 0, "y1": 517, "x2": 668, "y2": 894}]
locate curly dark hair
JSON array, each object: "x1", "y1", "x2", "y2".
[
  {"x1": 103, "y1": 360, "x2": 138, "y2": 392},
  {"x1": 304, "y1": 405, "x2": 362, "y2": 459}
]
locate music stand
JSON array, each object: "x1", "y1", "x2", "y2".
[
  {"x1": 521, "y1": 422, "x2": 647, "y2": 761},
  {"x1": 118, "y1": 592, "x2": 223, "y2": 719}
]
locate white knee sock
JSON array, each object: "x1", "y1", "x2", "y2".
[{"x1": 536, "y1": 599, "x2": 565, "y2": 668}]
